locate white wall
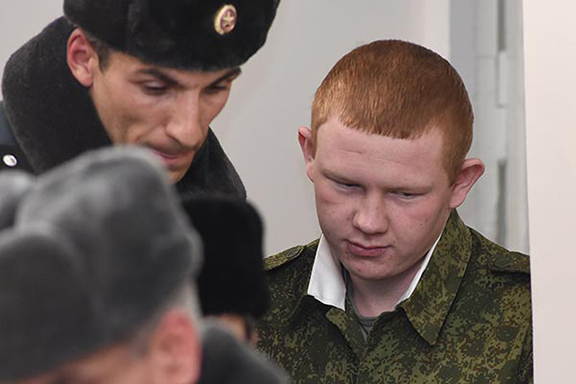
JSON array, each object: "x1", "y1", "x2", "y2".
[{"x1": 523, "y1": 0, "x2": 576, "y2": 381}]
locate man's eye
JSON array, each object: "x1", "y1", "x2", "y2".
[
  {"x1": 337, "y1": 181, "x2": 359, "y2": 190},
  {"x1": 205, "y1": 83, "x2": 230, "y2": 94},
  {"x1": 141, "y1": 83, "x2": 167, "y2": 95},
  {"x1": 394, "y1": 191, "x2": 418, "y2": 199}
]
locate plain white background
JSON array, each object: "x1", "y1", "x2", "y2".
[{"x1": 523, "y1": 0, "x2": 576, "y2": 380}]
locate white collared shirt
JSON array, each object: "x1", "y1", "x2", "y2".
[{"x1": 307, "y1": 233, "x2": 443, "y2": 311}]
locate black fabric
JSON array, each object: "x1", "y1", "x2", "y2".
[
  {"x1": 0, "y1": 147, "x2": 202, "y2": 380},
  {"x1": 2, "y1": 18, "x2": 109, "y2": 174},
  {"x1": 198, "y1": 323, "x2": 291, "y2": 384},
  {"x1": 183, "y1": 197, "x2": 270, "y2": 318},
  {"x1": 1, "y1": 17, "x2": 246, "y2": 198},
  {"x1": 0, "y1": 101, "x2": 17, "y2": 145},
  {"x1": 0, "y1": 102, "x2": 32, "y2": 172},
  {"x1": 63, "y1": 0, "x2": 280, "y2": 71}
]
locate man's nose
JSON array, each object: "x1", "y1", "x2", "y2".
[
  {"x1": 352, "y1": 194, "x2": 389, "y2": 235},
  {"x1": 165, "y1": 93, "x2": 205, "y2": 149}
]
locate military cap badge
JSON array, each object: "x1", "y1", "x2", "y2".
[{"x1": 214, "y1": 4, "x2": 237, "y2": 35}]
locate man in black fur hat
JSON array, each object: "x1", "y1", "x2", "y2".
[
  {"x1": 0, "y1": 0, "x2": 280, "y2": 198},
  {"x1": 0, "y1": 146, "x2": 291, "y2": 384}
]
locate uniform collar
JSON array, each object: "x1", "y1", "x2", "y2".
[
  {"x1": 399, "y1": 210, "x2": 472, "y2": 346},
  {"x1": 307, "y1": 236, "x2": 347, "y2": 310},
  {"x1": 305, "y1": 211, "x2": 470, "y2": 346},
  {"x1": 307, "y1": 225, "x2": 442, "y2": 311}
]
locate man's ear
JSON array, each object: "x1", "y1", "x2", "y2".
[
  {"x1": 66, "y1": 29, "x2": 98, "y2": 88},
  {"x1": 449, "y1": 158, "x2": 485, "y2": 209},
  {"x1": 298, "y1": 126, "x2": 316, "y2": 182},
  {"x1": 149, "y1": 309, "x2": 202, "y2": 384}
]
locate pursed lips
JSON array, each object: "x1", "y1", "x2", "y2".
[
  {"x1": 150, "y1": 148, "x2": 192, "y2": 166},
  {"x1": 346, "y1": 240, "x2": 390, "y2": 257}
]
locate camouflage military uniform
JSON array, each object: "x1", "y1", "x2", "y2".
[{"x1": 257, "y1": 211, "x2": 532, "y2": 383}]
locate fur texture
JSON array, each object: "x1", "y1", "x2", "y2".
[
  {"x1": 0, "y1": 171, "x2": 32, "y2": 229},
  {"x1": 64, "y1": 0, "x2": 280, "y2": 71},
  {"x1": 183, "y1": 197, "x2": 270, "y2": 318},
  {"x1": 1, "y1": 17, "x2": 246, "y2": 198},
  {"x1": 198, "y1": 322, "x2": 290, "y2": 384},
  {"x1": 0, "y1": 147, "x2": 202, "y2": 380}
]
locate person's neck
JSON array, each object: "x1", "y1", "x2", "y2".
[{"x1": 349, "y1": 257, "x2": 425, "y2": 317}]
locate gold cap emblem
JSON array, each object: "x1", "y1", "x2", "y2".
[{"x1": 214, "y1": 5, "x2": 237, "y2": 36}]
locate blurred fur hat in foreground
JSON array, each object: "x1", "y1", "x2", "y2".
[
  {"x1": 183, "y1": 196, "x2": 270, "y2": 319},
  {"x1": 0, "y1": 146, "x2": 202, "y2": 380}
]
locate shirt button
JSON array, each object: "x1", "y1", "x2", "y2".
[{"x1": 3, "y1": 154, "x2": 18, "y2": 167}]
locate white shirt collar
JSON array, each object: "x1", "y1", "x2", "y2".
[{"x1": 307, "y1": 233, "x2": 443, "y2": 311}]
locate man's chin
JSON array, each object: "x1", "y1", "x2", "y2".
[{"x1": 168, "y1": 170, "x2": 186, "y2": 184}]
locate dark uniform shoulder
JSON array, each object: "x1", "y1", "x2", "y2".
[
  {"x1": 264, "y1": 239, "x2": 319, "y2": 271},
  {"x1": 470, "y1": 228, "x2": 530, "y2": 275},
  {"x1": 0, "y1": 101, "x2": 32, "y2": 172}
]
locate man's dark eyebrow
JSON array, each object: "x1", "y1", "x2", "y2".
[
  {"x1": 209, "y1": 67, "x2": 242, "y2": 87},
  {"x1": 136, "y1": 68, "x2": 179, "y2": 88}
]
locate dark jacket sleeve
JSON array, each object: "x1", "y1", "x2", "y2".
[
  {"x1": 198, "y1": 323, "x2": 292, "y2": 384},
  {"x1": 0, "y1": 101, "x2": 32, "y2": 172}
]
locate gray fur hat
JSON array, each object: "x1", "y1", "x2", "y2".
[
  {"x1": 0, "y1": 171, "x2": 33, "y2": 229},
  {"x1": 0, "y1": 146, "x2": 203, "y2": 380},
  {"x1": 63, "y1": 0, "x2": 281, "y2": 71}
]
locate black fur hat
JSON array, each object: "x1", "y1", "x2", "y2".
[
  {"x1": 0, "y1": 147, "x2": 203, "y2": 380},
  {"x1": 182, "y1": 197, "x2": 270, "y2": 318},
  {"x1": 63, "y1": 0, "x2": 280, "y2": 70}
]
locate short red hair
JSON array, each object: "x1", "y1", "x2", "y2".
[{"x1": 311, "y1": 40, "x2": 473, "y2": 182}]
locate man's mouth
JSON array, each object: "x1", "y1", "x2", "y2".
[
  {"x1": 150, "y1": 149, "x2": 188, "y2": 166},
  {"x1": 346, "y1": 240, "x2": 390, "y2": 257}
]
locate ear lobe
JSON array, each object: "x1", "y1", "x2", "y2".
[
  {"x1": 67, "y1": 29, "x2": 98, "y2": 88},
  {"x1": 149, "y1": 310, "x2": 202, "y2": 384},
  {"x1": 449, "y1": 158, "x2": 485, "y2": 209}
]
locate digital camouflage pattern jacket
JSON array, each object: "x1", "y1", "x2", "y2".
[{"x1": 257, "y1": 211, "x2": 533, "y2": 384}]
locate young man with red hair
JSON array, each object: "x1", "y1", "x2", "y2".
[{"x1": 258, "y1": 40, "x2": 532, "y2": 383}]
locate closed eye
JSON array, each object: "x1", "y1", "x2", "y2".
[
  {"x1": 393, "y1": 191, "x2": 420, "y2": 199},
  {"x1": 203, "y1": 81, "x2": 232, "y2": 94},
  {"x1": 334, "y1": 180, "x2": 361, "y2": 191},
  {"x1": 141, "y1": 83, "x2": 168, "y2": 95}
]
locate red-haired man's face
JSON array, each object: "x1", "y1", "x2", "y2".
[{"x1": 300, "y1": 117, "x2": 465, "y2": 286}]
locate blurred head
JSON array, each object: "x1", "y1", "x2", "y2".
[
  {"x1": 300, "y1": 40, "x2": 484, "y2": 287},
  {"x1": 0, "y1": 147, "x2": 205, "y2": 383},
  {"x1": 13, "y1": 284, "x2": 202, "y2": 384},
  {"x1": 182, "y1": 197, "x2": 269, "y2": 344},
  {"x1": 63, "y1": 0, "x2": 280, "y2": 183}
]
